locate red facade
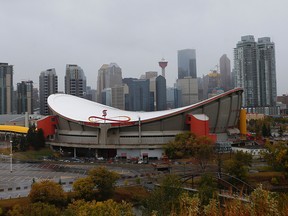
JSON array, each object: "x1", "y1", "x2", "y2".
[
  {"x1": 186, "y1": 114, "x2": 217, "y2": 142},
  {"x1": 37, "y1": 116, "x2": 58, "y2": 138}
]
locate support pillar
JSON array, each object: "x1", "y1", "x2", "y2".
[
  {"x1": 95, "y1": 149, "x2": 98, "y2": 158},
  {"x1": 74, "y1": 148, "x2": 77, "y2": 158}
]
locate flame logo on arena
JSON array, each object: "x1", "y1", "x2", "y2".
[
  {"x1": 88, "y1": 110, "x2": 131, "y2": 124},
  {"x1": 102, "y1": 109, "x2": 107, "y2": 118}
]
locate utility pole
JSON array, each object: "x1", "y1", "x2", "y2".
[{"x1": 10, "y1": 140, "x2": 13, "y2": 173}]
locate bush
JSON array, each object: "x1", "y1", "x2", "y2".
[{"x1": 271, "y1": 177, "x2": 279, "y2": 185}]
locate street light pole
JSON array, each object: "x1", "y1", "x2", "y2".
[{"x1": 10, "y1": 140, "x2": 12, "y2": 173}]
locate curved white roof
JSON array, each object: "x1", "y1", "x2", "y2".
[
  {"x1": 48, "y1": 88, "x2": 243, "y2": 125},
  {"x1": 48, "y1": 93, "x2": 190, "y2": 124}
]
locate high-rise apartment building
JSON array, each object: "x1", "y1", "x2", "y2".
[
  {"x1": 0, "y1": 63, "x2": 13, "y2": 114},
  {"x1": 65, "y1": 64, "x2": 86, "y2": 98},
  {"x1": 257, "y1": 37, "x2": 277, "y2": 107},
  {"x1": 219, "y1": 54, "x2": 232, "y2": 91},
  {"x1": 178, "y1": 49, "x2": 197, "y2": 79},
  {"x1": 17, "y1": 81, "x2": 33, "y2": 114},
  {"x1": 234, "y1": 35, "x2": 277, "y2": 108},
  {"x1": 39, "y1": 68, "x2": 58, "y2": 115},
  {"x1": 234, "y1": 35, "x2": 258, "y2": 107},
  {"x1": 97, "y1": 63, "x2": 122, "y2": 104}
]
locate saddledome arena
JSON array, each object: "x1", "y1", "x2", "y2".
[{"x1": 42, "y1": 88, "x2": 243, "y2": 159}]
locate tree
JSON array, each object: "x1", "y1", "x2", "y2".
[
  {"x1": 204, "y1": 199, "x2": 222, "y2": 216},
  {"x1": 36, "y1": 128, "x2": 46, "y2": 149},
  {"x1": 26, "y1": 124, "x2": 37, "y2": 149},
  {"x1": 224, "y1": 199, "x2": 252, "y2": 216},
  {"x1": 19, "y1": 135, "x2": 28, "y2": 151},
  {"x1": 262, "y1": 123, "x2": 271, "y2": 137},
  {"x1": 250, "y1": 185, "x2": 280, "y2": 216},
  {"x1": 64, "y1": 199, "x2": 133, "y2": 216},
  {"x1": 25, "y1": 125, "x2": 45, "y2": 150},
  {"x1": 224, "y1": 151, "x2": 252, "y2": 181},
  {"x1": 8, "y1": 203, "x2": 60, "y2": 216},
  {"x1": 177, "y1": 193, "x2": 200, "y2": 216},
  {"x1": 198, "y1": 174, "x2": 218, "y2": 206},
  {"x1": 72, "y1": 176, "x2": 95, "y2": 200},
  {"x1": 165, "y1": 132, "x2": 197, "y2": 158},
  {"x1": 193, "y1": 136, "x2": 215, "y2": 171},
  {"x1": 88, "y1": 166, "x2": 120, "y2": 200},
  {"x1": 144, "y1": 174, "x2": 183, "y2": 216},
  {"x1": 165, "y1": 132, "x2": 215, "y2": 168},
  {"x1": 264, "y1": 141, "x2": 288, "y2": 174},
  {"x1": 28, "y1": 180, "x2": 67, "y2": 206}
]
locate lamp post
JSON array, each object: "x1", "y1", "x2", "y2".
[{"x1": 10, "y1": 140, "x2": 12, "y2": 173}]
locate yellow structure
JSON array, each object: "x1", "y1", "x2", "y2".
[
  {"x1": 239, "y1": 109, "x2": 247, "y2": 135},
  {"x1": 0, "y1": 125, "x2": 29, "y2": 134}
]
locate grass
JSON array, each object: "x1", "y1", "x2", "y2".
[{"x1": 13, "y1": 147, "x2": 54, "y2": 161}]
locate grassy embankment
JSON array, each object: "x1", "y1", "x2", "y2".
[{"x1": 0, "y1": 147, "x2": 54, "y2": 161}]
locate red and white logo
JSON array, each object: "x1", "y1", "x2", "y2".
[{"x1": 102, "y1": 110, "x2": 107, "y2": 118}]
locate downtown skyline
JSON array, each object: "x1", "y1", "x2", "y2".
[{"x1": 1, "y1": 1, "x2": 288, "y2": 94}]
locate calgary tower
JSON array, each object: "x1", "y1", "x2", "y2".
[{"x1": 158, "y1": 58, "x2": 168, "y2": 78}]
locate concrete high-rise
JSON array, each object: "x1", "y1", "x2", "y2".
[
  {"x1": 17, "y1": 81, "x2": 33, "y2": 114},
  {"x1": 234, "y1": 35, "x2": 258, "y2": 107},
  {"x1": 39, "y1": 68, "x2": 58, "y2": 115},
  {"x1": 257, "y1": 37, "x2": 277, "y2": 107},
  {"x1": 0, "y1": 63, "x2": 13, "y2": 114},
  {"x1": 178, "y1": 49, "x2": 197, "y2": 79},
  {"x1": 97, "y1": 63, "x2": 122, "y2": 104},
  {"x1": 219, "y1": 54, "x2": 231, "y2": 91},
  {"x1": 176, "y1": 77, "x2": 198, "y2": 106},
  {"x1": 140, "y1": 71, "x2": 158, "y2": 80},
  {"x1": 65, "y1": 64, "x2": 86, "y2": 98},
  {"x1": 234, "y1": 35, "x2": 277, "y2": 109}
]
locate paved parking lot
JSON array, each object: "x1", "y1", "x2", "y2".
[
  {"x1": 0, "y1": 157, "x2": 183, "y2": 199},
  {"x1": 0, "y1": 161, "x2": 88, "y2": 199}
]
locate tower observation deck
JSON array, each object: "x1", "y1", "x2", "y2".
[{"x1": 158, "y1": 58, "x2": 168, "y2": 78}]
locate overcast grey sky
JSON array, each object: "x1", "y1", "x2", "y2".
[{"x1": 1, "y1": 0, "x2": 287, "y2": 94}]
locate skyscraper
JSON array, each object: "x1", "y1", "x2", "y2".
[
  {"x1": 97, "y1": 63, "x2": 122, "y2": 104},
  {"x1": 234, "y1": 35, "x2": 277, "y2": 109},
  {"x1": 176, "y1": 77, "x2": 198, "y2": 106},
  {"x1": 39, "y1": 68, "x2": 58, "y2": 115},
  {"x1": 123, "y1": 78, "x2": 152, "y2": 111},
  {"x1": 0, "y1": 63, "x2": 13, "y2": 114},
  {"x1": 219, "y1": 54, "x2": 232, "y2": 91},
  {"x1": 156, "y1": 75, "x2": 167, "y2": 111},
  {"x1": 65, "y1": 64, "x2": 86, "y2": 98},
  {"x1": 257, "y1": 37, "x2": 277, "y2": 107},
  {"x1": 178, "y1": 49, "x2": 197, "y2": 79},
  {"x1": 17, "y1": 81, "x2": 33, "y2": 114},
  {"x1": 234, "y1": 35, "x2": 258, "y2": 107}
]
